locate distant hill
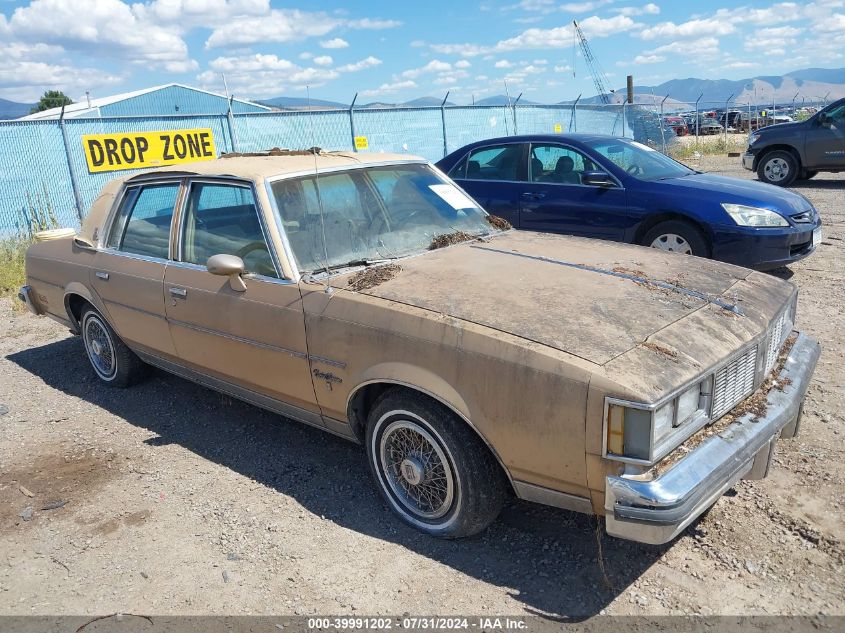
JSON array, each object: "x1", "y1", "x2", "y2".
[
  {"x1": 402, "y1": 97, "x2": 455, "y2": 107},
  {"x1": 0, "y1": 98, "x2": 35, "y2": 119},
  {"x1": 612, "y1": 68, "x2": 845, "y2": 105},
  {"x1": 475, "y1": 94, "x2": 538, "y2": 106},
  {"x1": 259, "y1": 96, "x2": 347, "y2": 110}
]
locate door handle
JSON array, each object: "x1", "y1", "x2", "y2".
[
  {"x1": 169, "y1": 287, "x2": 187, "y2": 298},
  {"x1": 521, "y1": 192, "x2": 546, "y2": 200},
  {"x1": 95, "y1": 271, "x2": 109, "y2": 280}
]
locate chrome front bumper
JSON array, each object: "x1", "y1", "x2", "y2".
[
  {"x1": 741, "y1": 152, "x2": 755, "y2": 170},
  {"x1": 605, "y1": 331, "x2": 820, "y2": 545},
  {"x1": 18, "y1": 285, "x2": 40, "y2": 315}
]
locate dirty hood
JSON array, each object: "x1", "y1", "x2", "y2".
[{"x1": 339, "y1": 231, "x2": 793, "y2": 366}]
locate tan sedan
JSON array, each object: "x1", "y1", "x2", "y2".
[{"x1": 20, "y1": 151, "x2": 820, "y2": 543}]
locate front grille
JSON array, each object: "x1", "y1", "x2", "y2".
[
  {"x1": 790, "y1": 238, "x2": 812, "y2": 256},
  {"x1": 766, "y1": 312, "x2": 787, "y2": 373},
  {"x1": 712, "y1": 346, "x2": 758, "y2": 419}
]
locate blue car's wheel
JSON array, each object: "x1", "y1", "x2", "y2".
[{"x1": 641, "y1": 221, "x2": 708, "y2": 258}]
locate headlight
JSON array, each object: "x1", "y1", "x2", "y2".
[
  {"x1": 748, "y1": 133, "x2": 761, "y2": 145},
  {"x1": 722, "y1": 203, "x2": 789, "y2": 227},
  {"x1": 605, "y1": 380, "x2": 709, "y2": 463}
]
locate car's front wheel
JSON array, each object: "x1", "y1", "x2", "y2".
[
  {"x1": 365, "y1": 388, "x2": 508, "y2": 538},
  {"x1": 757, "y1": 150, "x2": 798, "y2": 186},
  {"x1": 641, "y1": 220, "x2": 708, "y2": 258},
  {"x1": 80, "y1": 306, "x2": 147, "y2": 387}
]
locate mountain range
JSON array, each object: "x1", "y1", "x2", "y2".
[{"x1": 2, "y1": 67, "x2": 843, "y2": 118}]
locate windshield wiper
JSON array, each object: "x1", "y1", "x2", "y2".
[{"x1": 311, "y1": 258, "x2": 395, "y2": 274}]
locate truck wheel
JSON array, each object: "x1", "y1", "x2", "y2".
[
  {"x1": 365, "y1": 388, "x2": 508, "y2": 538},
  {"x1": 757, "y1": 151, "x2": 798, "y2": 186},
  {"x1": 641, "y1": 220, "x2": 708, "y2": 258},
  {"x1": 80, "y1": 306, "x2": 147, "y2": 387}
]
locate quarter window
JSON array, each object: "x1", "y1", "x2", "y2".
[
  {"x1": 180, "y1": 182, "x2": 278, "y2": 278},
  {"x1": 108, "y1": 183, "x2": 179, "y2": 259}
]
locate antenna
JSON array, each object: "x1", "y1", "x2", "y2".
[{"x1": 306, "y1": 85, "x2": 333, "y2": 295}]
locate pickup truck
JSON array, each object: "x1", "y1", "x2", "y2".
[{"x1": 743, "y1": 97, "x2": 845, "y2": 186}]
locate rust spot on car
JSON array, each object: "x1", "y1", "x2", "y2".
[
  {"x1": 429, "y1": 231, "x2": 476, "y2": 250},
  {"x1": 221, "y1": 147, "x2": 322, "y2": 158},
  {"x1": 346, "y1": 263, "x2": 402, "y2": 291},
  {"x1": 641, "y1": 341, "x2": 679, "y2": 361},
  {"x1": 486, "y1": 215, "x2": 512, "y2": 231}
]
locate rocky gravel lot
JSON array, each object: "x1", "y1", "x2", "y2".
[{"x1": 0, "y1": 159, "x2": 843, "y2": 619}]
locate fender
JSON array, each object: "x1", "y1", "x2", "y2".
[{"x1": 63, "y1": 281, "x2": 111, "y2": 334}]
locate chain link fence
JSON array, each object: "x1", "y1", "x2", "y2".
[{"x1": 2, "y1": 97, "x2": 828, "y2": 233}]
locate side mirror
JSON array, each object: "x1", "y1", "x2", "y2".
[
  {"x1": 207, "y1": 254, "x2": 247, "y2": 292},
  {"x1": 581, "y1": 171, "x2": 616, "y2": 188}
]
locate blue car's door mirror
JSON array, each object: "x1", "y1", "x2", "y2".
[{"x1": 581, "y1": 171, "x2": 616, "y2": 188}]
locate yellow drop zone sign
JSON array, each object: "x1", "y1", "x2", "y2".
[{"x1": 82, "y1": 128, "x2": 217, "y2": 173}]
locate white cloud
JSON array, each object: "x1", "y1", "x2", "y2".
[
  {"x1": 346, "y1": 18, "x2": 402, "y2": 29},
  {"x1": 135, "y1": 0, "x2": 269, "y2": 28},
  {"x1": 6, "y1": 0, "x2": 195, "y2": 71},
  {"x1": 313, "y1": 55, "x2": 333, "y2": 66},
  {"x1": 816, "y1": 13, "x2": 845, "y2": 32},
  {"x1": 553, "y1": 64, "x2": 572, "y2": 72},
  {"x1": 205, "y1": 9, "x2": 338, "y2": 48},
  {"x1": 649, "y1": 36, "x2": 721, "y2": 59},
  {"x1": 455, "y1": 59, "x2": 471, "y2": 68},
  {"x1": 614, "y1": 3, "x2": 660, "y2": 16},
  {"x1": 494, "y1": 60, "x2": 514, "y2": 68},
  {"x1": 632, "y1": 53, "x2": 665, "y2": 64},
  {"x1": 559, "y1": 1, "x2": 613, "y2": 12},
  {"x1": 360, "y1": 80, "x2": 417, "y2": 97},
  {"x1": 299, "y1": 52, "x2": 313, "y2": 60},
  {"x1": 402, "y1": 59, "x2": 452, "y2": 78},
  {"x1": 639, "y1": 17, "x2": 735, "y2": 40},
  {"x1": 320, "y1": 38, "x2": 349, "y2": 49},
  {"x1": 725, "y1": 61, "x2": 760, "y2": 69},
  {"x1": 744, "y1": 26, "x2": 803, "y2": 50},
  {"x1": 201, "y1": 54, "x2": 380, "y2": 97}
]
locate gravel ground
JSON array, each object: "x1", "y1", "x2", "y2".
[{"x1": 0, "y1": 159, "x2": 843, "y2": 619}]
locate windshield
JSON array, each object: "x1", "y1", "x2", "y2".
[
  {"x1": 270, "y1": 163, "x2": 493, "y2": 273},
  {"x1": 584, "y1": 139, "x2": 694, "y2": 181}
]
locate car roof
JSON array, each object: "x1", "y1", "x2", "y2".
[
  {"x1": 438, "y1": 133, "x2": 628, "y2": 160},
  {"x1": 120, "y1": 150, "x2": 425, "y2": 183}
]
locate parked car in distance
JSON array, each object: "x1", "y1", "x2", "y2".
[
  {"x1": 19, "y1": 151, "x2": 820, "y2": 544},
  {"x1": 663, "y1": 115, "x2": 688, "y2": 136},
  {"x1": 436, "y1": 134, "x2": 822, "y2": 270},
  {"x1": 743, "y1": 97, "x2": 845, "y2": 186}
]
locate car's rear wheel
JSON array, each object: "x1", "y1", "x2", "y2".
[
  {"x1": 757, "y1": 150, "x2": 798, "y2": 186},
  {"x1": 80, "y1": 306, "x2": 147, "y2": 387},
  {"x1": 641, "y1": 220, "x2": 708, "y2": 258},
  {"x1": 365, "y1": 388, "x2": 508, "y2": 538}
]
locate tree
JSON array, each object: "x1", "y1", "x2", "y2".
[{"x1": 30, "y1": 90, "x2": 73, "y2": 114}]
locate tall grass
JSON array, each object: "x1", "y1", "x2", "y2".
[{"x1": 2, "y1": 184, "x2": 59, "y2": 308}]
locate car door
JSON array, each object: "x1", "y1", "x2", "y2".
[
  {"x1": 445, "y1": 142, "x2": 528, "y2": 228},
  {"x1": 163, "y1": 178, "x2": 318, "y2": 415},
  {"x1": 91, "y1": 180, "x2": 179, "y2": 359},
  {"x1": 518, "y1": 143, "x2": 628, "y2": 240},
  {"x1": 805, "y1": 103, "x2": 845, "y2": 169}
]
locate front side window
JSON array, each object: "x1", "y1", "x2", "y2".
[
  {"x1": 108, "y1": 183, "x2": 179, "y2": 259},
  {"x1": 271, "y1": 163, "x2": 494, "y2": 273},
  {"x1": 585, "y1": 138, "x2": 694, "y2": 181},
  {"x1": 180, "y1": 182, "x2": 278, "y2": 278},
  {"x1": 529, "y1": 144, "x2": 599, "y2": 184}
]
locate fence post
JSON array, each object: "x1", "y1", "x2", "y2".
[
  {"x1": 348, "y1": 93, "x2": 358, "y2": 152},
  {"x1": 59, "y1": 106, "x2": 84, "y2": 223},
  {"x1": 440, "y1": 91, "x2": 450, "y2": 158},
  {"x1": 659, "y1": 95, "x2": 668, "y2": 153},
  {"x1": 724, "y1": 93, "x2": 734, "y2": 147},
  {"x1": 226, "y1": 96, "x2": 239, "y2": 152},
  {"x1": 512, "y1": 92, "x2": 522, "y2": 135},
  {"x1": 621, "y1": 101, "x2": 627, "y2": 138},
  {"x1": 571, "y1": 93, "x2": 581, "y2": 132},
  {"x1": 694, "y1": 93, "x2": 703, "y2": 146}
]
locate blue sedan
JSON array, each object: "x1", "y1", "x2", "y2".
[{"x1": 436, "y1": 134, "x2": 822, "y2": 270}]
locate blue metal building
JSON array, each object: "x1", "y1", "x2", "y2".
[{"x1": 19, "y1": 83, "x2": 270, "y2": 120}]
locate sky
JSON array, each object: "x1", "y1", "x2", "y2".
[{"x1": 0, "y1": 0, "x2": 844, "y2": 104}]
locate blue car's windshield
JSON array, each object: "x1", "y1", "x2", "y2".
[{"x1": 584, "y1": 139, "x2": 694, "y2": 181}]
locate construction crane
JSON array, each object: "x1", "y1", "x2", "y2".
[{"x1": 573, "y1": 20, "x2": 614, "y2": 104}]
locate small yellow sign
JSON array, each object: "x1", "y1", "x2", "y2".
[
  {"x1": 553, "y1": 123, "x2": 562, "y2": 133},
  {"x1": 354, "y1": 136, "x2": 369, "y2": 150},
  {"x1": 82, "y1": 128, "x2": 217, "y2": 173}
]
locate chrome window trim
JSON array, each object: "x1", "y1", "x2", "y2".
[
  {"x1": 101, "y1": 177, "x2": 187, "y2": 256},
  {"x1": 97, "y1": 248, "x2": 170, "y2": 266},
  {"x1": 174, "y1": 177, "x2": 284, "y2": 280},
  {"x1": 165, "y1": 259, "x2": 298, "y2": 286}
]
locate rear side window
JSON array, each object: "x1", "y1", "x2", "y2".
[
  {"x1": 180, "y1": 182, "x2": 278, "y2": 278},
  {"x1": 108, "y1": 183, "x2": 179, "y2": 259},
  {"x1": 465, "y1": 144, "x2": 523, "y2": 181}
]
